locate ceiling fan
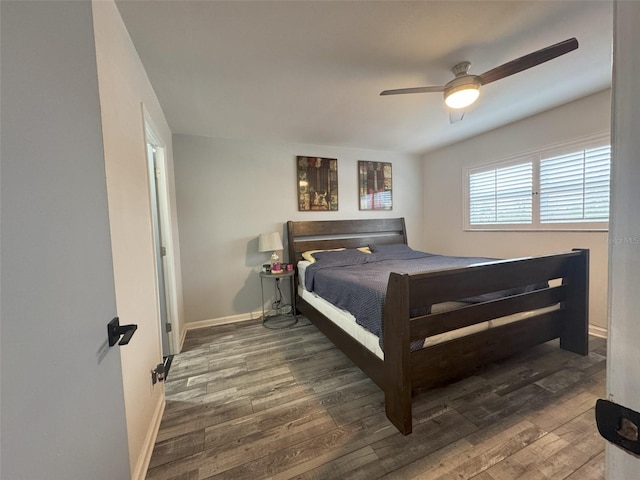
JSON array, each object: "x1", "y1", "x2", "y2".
[{"x1": 380, "y1": 38, "x2": 579, "y2": 123}]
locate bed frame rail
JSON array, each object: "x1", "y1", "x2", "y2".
[
  {"x1": 409, "y1": 311, "x2": 563, "y2": 392},
  {"x1": 405, "y1": 252, "x2": 583, "y2": 306},
  {"x1": 409, "y1": 286, "x2": 566, "y2": 340}
]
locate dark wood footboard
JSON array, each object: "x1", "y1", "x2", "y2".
[{"x1": 382, "y1": 248, "x2": 589, "y2": 434}]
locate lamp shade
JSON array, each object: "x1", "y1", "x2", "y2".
[{"x1": 258, "y1": 232, "x2": 283, "y2": 253}]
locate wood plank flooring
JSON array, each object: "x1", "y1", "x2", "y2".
[{"x1": 145, "y1": 317, "x2": 606, "y2": 480}]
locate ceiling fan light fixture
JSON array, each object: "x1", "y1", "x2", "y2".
[{"x1": 444, "y1": 80, "x2": 481, "y2": 109}]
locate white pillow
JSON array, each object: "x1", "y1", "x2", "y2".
[
  {"x1": 301, "y1": 246, "x2": 371, "y2": 263},
  {"x1": 301, "y1": 248, "x2": 345, "y2": 263}
]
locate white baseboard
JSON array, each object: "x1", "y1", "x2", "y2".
[
  {"x1": 178, "y1": 325, "x2": 188, "y2": 352},
  {"x1": 133, "y1": 393, "x2": 165, "y2": 480},
  {"x1": 185, "y1": 310, "x2": 262, "y2": 331},
  {"x1": 589, "y1": 323, "x2": 608, "y2": 339}
]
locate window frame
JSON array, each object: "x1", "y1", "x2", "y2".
[{"x1": 464, "y1": 132, "x2": 610, "y2": 232}]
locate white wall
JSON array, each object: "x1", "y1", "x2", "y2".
[
  {"x1": 422, "y1": 90, "x2": 611, "y2": 331},
  {"x1": 173, "y1": 135, "x2": 424, "y2": 325},
  {"x1": 92, "y1": 1, "x2": 184, "y2": 478},
  {"x1": 606, "y1": 1, "x2": 640, "y2": 476}
]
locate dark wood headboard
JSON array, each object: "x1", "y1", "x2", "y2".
[{"x1": 286, "y1": 217, "x2": 407, "y2": 263}]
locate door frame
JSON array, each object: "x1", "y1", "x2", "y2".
[
  {"x1": 143, "y1": 105, "x2": 180, "y2": 355},
  {"x1": 606, "y1": 2, "x2": 640, "y2": 476}
]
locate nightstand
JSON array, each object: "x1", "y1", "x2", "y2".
[{"x1": 259, "y1": 270, "x2": 298, "y2": 329}]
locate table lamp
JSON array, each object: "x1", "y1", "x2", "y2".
[{"x1": 258, "y1": 232, "x2": 284, "y2": 273}]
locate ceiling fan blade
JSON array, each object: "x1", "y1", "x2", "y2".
[
  {"x1": 380, "y1": 85, "x2": 445, "y2": 96},
  {"x1": 478, "y1": 37, "x2": 579, "y2": 85},
  {"x1": 449, "y1": 110, "x2": 465, "y2": 124}
]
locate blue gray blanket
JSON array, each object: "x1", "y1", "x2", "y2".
[{"x1": 304, "y1": 244, "x2": 522, "y2": 348}]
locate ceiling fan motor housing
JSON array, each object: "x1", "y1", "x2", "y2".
[{"x1": 451, "y1": 61, "x2": 472, "y2": 77}]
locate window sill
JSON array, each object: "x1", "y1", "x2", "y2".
[{"x1": 464, "y1": 227, "x2": 609, "y2": 233}]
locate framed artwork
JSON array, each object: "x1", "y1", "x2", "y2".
[
  {"x1": 297, "y1": 156, "x2": 338, "y2": 211},
  {"x1": 359, "y1": 161, "x2": 393, "y2": 210}
]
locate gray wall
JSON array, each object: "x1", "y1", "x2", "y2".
[
  {"x1": 422, "y1": 90, "x2": 612, "y2": 331},
  {"x1": 173, "y1": 135, "x2": 424, "y2": 325},
  {"x1": 1, "y1": 1, "x2": 129, "y2": 478}
]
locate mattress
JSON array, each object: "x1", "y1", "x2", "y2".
[{"x1": 298, "y1": 260, "x2": 559, "y2": 360}]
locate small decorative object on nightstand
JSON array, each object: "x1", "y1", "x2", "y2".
[{"x1": 259, "y1": 269, "x2": 298, "y2": 329}]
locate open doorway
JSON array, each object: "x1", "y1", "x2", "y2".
[{"x1": 144, "y1": 111, "x2": 178, "y2": 374}]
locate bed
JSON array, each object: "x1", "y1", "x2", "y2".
[{"x1": 286, "y1": 217, "x2": 589, "y2": 435}]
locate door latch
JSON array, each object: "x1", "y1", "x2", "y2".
[
  {"x1": 107, "y1": 317, "x2": 138, "y2": 347},
  {"x1": 596, "y1": 398, "x2": 640, "y2": 457}
]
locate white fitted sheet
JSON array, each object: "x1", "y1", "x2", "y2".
[{"x1": 297, "y1": 260, "x2": 559, "y2": 360}]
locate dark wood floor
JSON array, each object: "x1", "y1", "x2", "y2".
[{"x1": 145, "y1": 317, "x2": 606, "y2": 480}]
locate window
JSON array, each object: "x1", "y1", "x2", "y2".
[
  {"x1": 469, "y1": 161, "x2": 533, "y2": 225},
  {"x1": 466, "y1": 134, "x2": 610, "y2": 230},
  {"x1": 539, "y1": 145, "x2": 611, "y2": 223}
]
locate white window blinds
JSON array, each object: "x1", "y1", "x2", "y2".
[
  {"x1": 539, "y1": 145, "x2": 611, "y2": 223},
  {"x1": 469, "y1": 162, "x2": 533, "y2": 225},
  {"x1": 466, "y1": 134, "x2": 610, "y2": 231}
]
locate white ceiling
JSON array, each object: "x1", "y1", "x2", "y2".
[{"x1": 116, "y1": 0, "x2": 613, "y2": 155}]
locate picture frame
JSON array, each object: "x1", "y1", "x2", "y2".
[
  {"x1": 297, "y1": 156, "x2": 338, "y2": 211},
  {"x1": 358, "y1": 161, "x2": 392, "y2": 210}
]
